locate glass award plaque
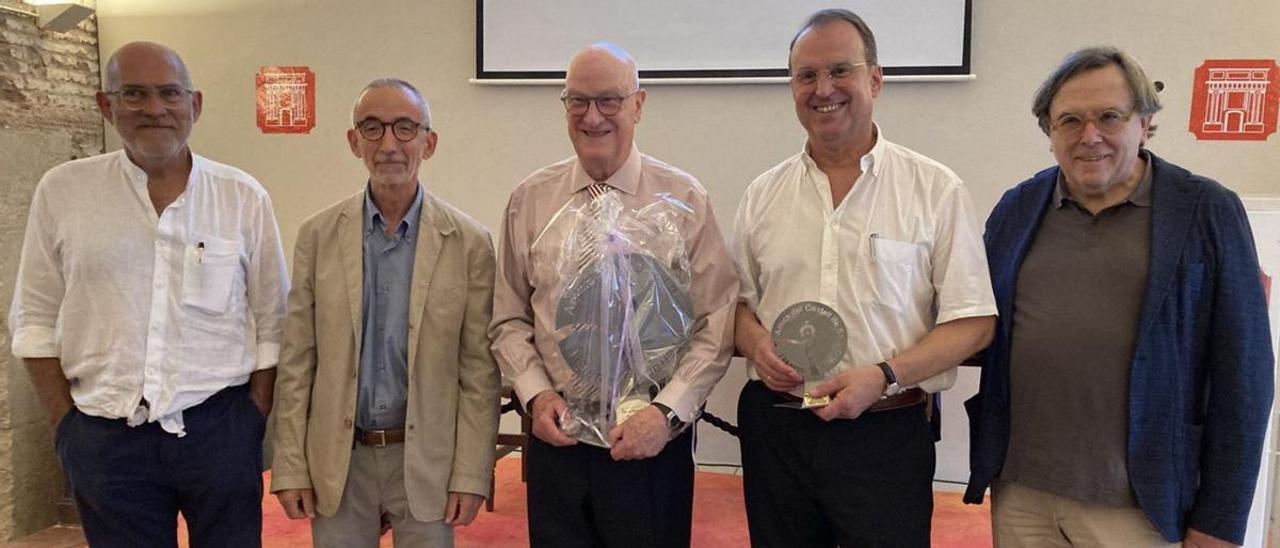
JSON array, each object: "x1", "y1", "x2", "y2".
[{"x1": 770, "y1": 301, "x2": 847, "y2": 409}]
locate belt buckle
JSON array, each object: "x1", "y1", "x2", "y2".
[{"x1": 369, "y1": 429, "x2": 387, "y2": 447}]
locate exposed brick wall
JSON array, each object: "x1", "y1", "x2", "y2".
[
  {"x1": 0, "y1": 5, "x2": 101, "y2": 158},
  {"x1": 0, "y1": 4, "x2": 101, "y2": 541}
]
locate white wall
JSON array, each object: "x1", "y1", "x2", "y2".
[{"x1": 96, "y1": 0, "x2": 1280, "y2": 499}]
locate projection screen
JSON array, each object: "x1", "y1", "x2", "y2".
[{"x1": 477, "y1": 0, "x2": 972, "y2": 81}]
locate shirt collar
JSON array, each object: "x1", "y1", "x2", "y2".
[
  {"x1": 363, "y1": 183, "x2": 424, "y2": 239},
  {"x1": 1054, "y1": 149, "x2": 1153, "y2": 209},
  {"x1": 118, "y1": 149, "x2": 200, "y2": 207},
  {"x1": 800, "y1": 123, "x2": 885, "y2": 179},
  {"x1": 570, "y1": 143, "x2": 643, "y2": 195}
]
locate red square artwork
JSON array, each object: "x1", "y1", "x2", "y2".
[
  {"x1": 1189, "y1": 60, "x2": 1279, "y2": 141},
  {"x1": 256, "y1": 66, "x2": 316, "y2": 135}
]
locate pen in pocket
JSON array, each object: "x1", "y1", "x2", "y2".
[
  {"x1": 869, "y1": 233, "x2": 879, "y2": 263},
  {"x1": 196, "y1": 241, "x2": 205, "y2": 264}
]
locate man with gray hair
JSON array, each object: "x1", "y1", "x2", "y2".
[
  {"x1": 967, "y1": 46, "x2": 1273, "y2": 547},
  {"x1": 270, "y1": 78, "x2": 500, "y2": 547},
  {"x1": 10, "y1": 41, "x2": 288, "y2": 546},
  {"x1": 490, "y1": 43, "x2": 737, "y2": 547}
]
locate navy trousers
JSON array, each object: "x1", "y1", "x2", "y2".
[
  {"x1": 55, "y1": 383, "x2": 266, "y2": 548},
  {"x1": 527, "y1": 428, "x2": 695, "y2": 548}
]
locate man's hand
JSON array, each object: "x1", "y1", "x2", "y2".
[
  {"x1": 23, "y1": 357, "x2": 74, "y2": 427},
  {"x1": 529, "y1": 390, "x2": 577, "y2": 446},
  {"x1": 744, "y1": 327, "x2": 803, "y2": 392},
  {"x1": 49, "y1": 400, "x2": 74, "y2": 428},
  {"x1": 607, "y1": 405, "x2": 670, "y2": 461},
  {"x1": 443, "y1": 492, "x2": 484, "y2": 526},
  {"x1": 808, "y1": 365, "x2": 885, "y2": 422},
  {"x1": 249, "y1": 368, "x2": 276, "y2": 418},
  {"x1": 275, "y1": 488, "x2": 316, "y2": 519},
  {"x1": 1183, "y1": 528, "x2": 1236, "y2": 548},
  {"x1": 735, "y1": 303, "x2": 802, "y2": 392}
]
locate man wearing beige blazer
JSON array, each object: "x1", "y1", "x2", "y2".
[{"x1": 270, "y1": 79, "x2": 500, "y2": 547}]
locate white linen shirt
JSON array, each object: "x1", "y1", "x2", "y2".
[
  {"x1": 9, "y1": 150, "x2": 288, "y2": 435},
  {"x1": 731, "y1": 129, "x2": 996, "y2": 394}
]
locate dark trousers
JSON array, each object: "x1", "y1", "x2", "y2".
[
  {"x1": 55, "y1": 383, "x2": 266, "y2": 548},
  {"x1": 738, "y1": 381, "x2": 935, "y2": 548},
  {"x1": 527, "y1": 428, "x2": 695, "y2": 548}
]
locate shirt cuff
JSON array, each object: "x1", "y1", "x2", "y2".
[
  {"x1": 512, "y1": 368, "x2": 556, "y2": 409},
  {"x1": 256, "y1": 341, "x2": 281, "y2": 371},
  {"x1": 935, "y1": 305, "x2": 998, "y2": 326},
  {"x1": 11, "y1": 326, "x2": 58, "y2": 358},
  {"x1": 654, "y1": 377, "x2": 699, "y2": 422}
]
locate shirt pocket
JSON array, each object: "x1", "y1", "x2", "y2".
[
  {"x1": 869, "y1": 236, "x2": 928, "y2": 312},
  {"x1": 182, "y1": 235, "x2": 243, "y2": 314}
]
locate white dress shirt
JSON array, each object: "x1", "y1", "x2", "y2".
[
  {"x1": 731, "y1": 128, "x2": 996, "y2": 393},
  {"x1": 9, "y1": 150, "x2": 288, "y2": 435}
]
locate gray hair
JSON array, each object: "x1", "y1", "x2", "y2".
[
  {"x1": 789, "y1": 9, "x2": 878, "y2": 67},
  {"x1": 351, "y1": 78, "x2": 432, "y2": 127},
  {"x1": 1032, "y1": 46, "x2": 1161, "y2": 138}
]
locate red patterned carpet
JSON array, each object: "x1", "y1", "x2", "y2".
[{"x1": 7, "y1": 455, "x2": 992, "y2": 547}]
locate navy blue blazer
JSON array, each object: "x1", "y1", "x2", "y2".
[{"x1": 964, "y1": 152, "x2": 1273, "y2": 544}]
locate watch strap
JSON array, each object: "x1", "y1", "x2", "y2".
[
  {"x1": 876, "y1": 361, "x2": 903, "y2": 397},
  {"x1": 652, "y1": 402, "x2": 683, "y2": 430}
]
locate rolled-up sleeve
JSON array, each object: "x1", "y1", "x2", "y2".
[
  {"x1": 10, "y1": 179, "x2": 64, "y2": 359},
  {"x1": 246, "y1": 191, "x2": 289, "y2": 370}
]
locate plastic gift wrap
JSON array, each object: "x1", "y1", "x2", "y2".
[{"x1": 535, "y1": 190, "x2": 696, "y2": 447}]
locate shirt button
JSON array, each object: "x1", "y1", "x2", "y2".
[{"x1": 344, "y1": 419, "x2": 353, "y2": 428}]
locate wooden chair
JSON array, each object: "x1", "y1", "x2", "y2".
[{"x1": 488, "y1": 386, "x2": 530, "y2": 511}]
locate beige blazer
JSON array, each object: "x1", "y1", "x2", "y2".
[{"x1": 270, "y1": 189, "x2": 500, "y2": 520}]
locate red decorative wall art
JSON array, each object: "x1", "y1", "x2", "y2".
[
  {"x1": 256, "y1": 66, "x2": 316, "y2": 134},
  {"x1": 1188, "y1": 59, "x2": 1279, "y2": 141}
]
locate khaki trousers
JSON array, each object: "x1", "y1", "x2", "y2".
[
  {"x1": 992, "y1": 480, "x2": 1177, "y2": 548},
  {"x1": 312, "y1": 443, "x2": 454, "y2": 548}
]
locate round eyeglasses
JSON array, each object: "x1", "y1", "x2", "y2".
[
  {"x1": 355, "y1": 117, "x2": 429, "y2": 142},
  {"x1": 1049, "y1": 109, "x2": 1136, "y2": 139},
  {"x1": 104, "y1": 85, "x2": 195, "y2": 110},
  {"x1": 559, "y1": 89, "x2": 640, "y2": 116}
]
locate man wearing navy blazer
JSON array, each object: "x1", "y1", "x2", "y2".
[{"x1": 966, "y1": 47, "x2": 1273, "y2": 547}]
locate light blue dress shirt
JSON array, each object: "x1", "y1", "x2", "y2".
[{"x1": 355, "y1": 185, "x2": 423, "y2": 430}]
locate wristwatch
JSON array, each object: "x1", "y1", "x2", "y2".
[
  {"x1": 651, "y1": 402, "x2": 685, "y2": 431},
  {"x1": 876, "y1": 361, "x2": 903, "y2": 398}
]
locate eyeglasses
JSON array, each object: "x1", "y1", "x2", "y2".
[
  {"x1": 790, "y1": 62, "x2": 869, "y2": 86},
  {"x1": 559, "y1": 89, "x2": 640, "y2": 116},
  {"x1": 355, "y1": 117, "x2": 429, "y2": 142},
  {"x1": 1049, "y1": 109, "x2": 1136, "y2": 138},
  {"x1": 104, "y1": 85, "x2": 195, "y2": 110}
]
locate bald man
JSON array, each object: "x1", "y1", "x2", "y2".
[
  {"x1": 490, "y1": 43, "x2": 738, "y2": 547},
  {"x1": 9, "y1": 42, "x2": 287, "y2": 547}
]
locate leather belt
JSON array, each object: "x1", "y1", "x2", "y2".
[
  {"x1": 354, "y1": 427, "x2": 405, "y2": 447},
  {"x1": 869, "y1": 387, "x2": 927, "y2": 412},
  {"x1": 773, "y1": 385, "x2": 926, "y2": 412}
]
